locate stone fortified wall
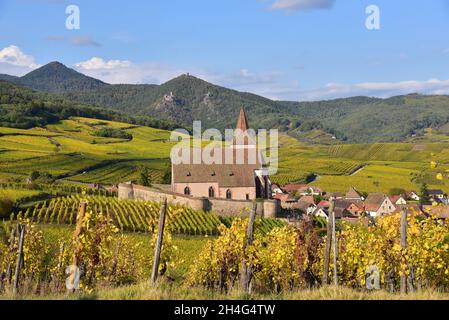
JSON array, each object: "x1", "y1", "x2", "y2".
[{"x1": 118, "y1": 183, "x2": 279, "y2": 218}]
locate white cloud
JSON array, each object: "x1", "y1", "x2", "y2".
[
  {"x1": 271, "y1": 0, "x2": 336, "y2": 11},
  {"x1": 74, "y1": 57, "x2": 190, "y2": 84},
  {"x1": 0, "y1": 45, "x2": 41, "y2": 76},
  {"x1": 0, "y1": 45, "x2": 40, "y2": 68},
  {"x1": 75, "y1": 57, "x2": 131, "y2": 70},
  {"x1": 299, "y1": 78, "x2": 449, "y2": 101}
]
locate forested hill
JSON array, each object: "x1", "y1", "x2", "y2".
[
  {"x1": 0, "y1": 61, "x2": 108, "y2": 93},
  {"x1": 2, "y1": 62, "x2": 449, "y2": 143},
  {"x1": 0, "y1": 81, "x2": 178, "y2": 130}
]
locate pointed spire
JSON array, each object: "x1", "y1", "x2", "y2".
[{"x1": 236, "y1": 107, "x2": 249, "y2": 132}]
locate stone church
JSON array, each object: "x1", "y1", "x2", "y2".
[{"x1": 171, "y1": 107, "x2": 271, "y2": 201}]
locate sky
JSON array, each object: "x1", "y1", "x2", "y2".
[{"x1": 0, "y1": 0, "x2": 449, "y2": 101}]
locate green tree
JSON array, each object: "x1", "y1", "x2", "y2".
[
  {"x1": 161, "y1": 165, "x2": 171, "y2": 185},
  {"x1": 388, "y1": 188, "x2": 406, "y2": 196},
  {"x1": 0, "y1": 198, "x2": 13, "y2": 219},
  {"x1": 420, "y1": 183, "x2": 430, "y2": 204},
  {"x1": 138, "y1": 167, "x2": 152, "y2": 187},
  {"x1": 30, "y1": 171, "x2": 40, "y2": 182}
]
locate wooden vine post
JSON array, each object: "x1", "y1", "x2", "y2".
[
  {"x1": 400, "y1": 208, "x2": 408, "y2": 295},
  {"x1": 322, "y1": 199, "x2": 335, "y2": 286},
  {"x1": 5, "y1": 227, "x2": 17, "y2": 288},
  {"x1": 331, "y1": 200, "x2": 338, "y2": 286},
  {"x1": 240, "y1": 202, "x2": 257, "y2": 294},
  {"x1": 12, "y1": 223, "x2": 26, "y2": 295},
  {"x1": 68, "y1": 201, "x2": 86, "y2": 293},
  {"x1": 151, "y1": 198, "x2": 168, "y2": 286},
  {"x1": 72, "y1": 201, "x2": 87, "y2": 267}
]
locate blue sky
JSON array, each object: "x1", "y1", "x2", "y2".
[{"x1": 0, "y1": 0, "x2": 449, "y2": 101}]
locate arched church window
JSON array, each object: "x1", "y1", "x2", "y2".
[
  {"x1": 184, "y1": 187, "x2": 191, "y2": 196},
  {"x1": 209, "y1": 187, "x2": 215, "y2": 198},
  {"x1": 226, "y1": 189, "x2": 232, "y2": 200}
]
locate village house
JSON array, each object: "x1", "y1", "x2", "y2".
[
  {"x1": 345, "y1": 202, "x2": 365, "y2": 216},
  {"x1": 317, "y1": 200, "x2": 330, "y2": 209},
  {"x1": 272, "y1": 193, "x2": 289, "y2": 202},
  {"x1": 389, "y1": 195, "x2": 407, "y2": 206},
  {"x1": 333, "y1": 199, "x2": 361, "y2": 219},
  {"x1": 282, "y1": 184, "x2": 322, "y2": 196},
  {"x1": 405, "y1": 190, "x2": 420, "y2": 201},
  {"x1": 271, "y1": 184, "x2": 284, "y2": 195},
  {"x1": 364, "y1": 193, "x2": 396, "y2": 217},
  {"x1": 312, "y1": 207, "x2": 329, "y2": 220},
  {"x1": 273, "y1": 193, "x2": 299, "y2": 209},
  {"x1": 428, "y1": 189, "x2": 446, "y2": 202},
  {"x1": 345, "y1": 187, "x2": 365, "y2": 201},
  {"x1": 282, "y1": 184, "x2": 308, "y2": 194},
  {"x1": 298, "y1": 195, "x2": 315, "y2": 205},
  {"x1": 171, "y1": 107, "x2": 271, "y2": 201},
  {"x1": 302, "y1": 187, "x2": 322, "y2": 196},
  {"x1": 297, "y1": 201, "x2": 317, "y2": 215},
  {"x1": 323, "y1": 192, "x2": 344, "y2": 200}
]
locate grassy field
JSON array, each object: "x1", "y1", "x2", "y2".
[
  {"x1": 1, "y1": 117, "x2": 449, "y2": 193},
  {"x1": 76, "y1": 284, "x2": 449, "y2": 300},
  {"x1": 3, "y1": 281, "x2": 448, "y2": 300}
]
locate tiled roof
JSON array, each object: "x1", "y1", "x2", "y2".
[
  {"x1": 428, "y1": 189, "x2": 445, "y2": 195},
  {"x1": 346, "y1": 187, "x2": 363, "y2": 199},
  {"x1": 299, "y1": 195, "x2": 315, "y2": 205},
  {"x1": 318, "y1": 200, "x2": 330, "y2": 208},
  {"x1": 364, "y1": 193, "x2": 387, "y2": 212},
  {"x1": 172, "y1": 147, "x2": 261, "y2": 187},
  {"x1": 296, "y1": 201, "x2": 316, "y2": 211}
]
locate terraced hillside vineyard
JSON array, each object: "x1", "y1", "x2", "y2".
[{"x1": 2, "y1": 116, "x2": 449, "y2": 193}]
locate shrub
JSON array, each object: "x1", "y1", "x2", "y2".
[
  {"x1": 93, "y1": 128, "x2": 133, "y2": 140},
  {"x1": 0, "y1": 198, "x2": 13, "y2": 219}
]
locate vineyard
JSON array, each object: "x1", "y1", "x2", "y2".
[
  {"x1": 67, "y1": 159, "x2": 168, "y2": 185},
  {"x1": 15, "y1": 195, "x2": 286, "y2": 236},
  {"x1": 0, "y1": 118, "x2": 175, "y2": 185},
  {"x1": 0, "y1": 182, "x2": 117, "y2": 200},
  {"x1": 3, "y1": 117, "x2": 449, "y2": 193},
  {"x1": 271, "y1": 171, "x2": 311, "y2": 186}
]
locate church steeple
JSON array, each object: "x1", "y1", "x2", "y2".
[{"x1": 236, "y1": 107, "x2": 249, "y2": 132}]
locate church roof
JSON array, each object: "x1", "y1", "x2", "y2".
[
  {"x1": 236, "y1": 107, "x2": 249, "y2": 131},
  {"x1": 172, "y1": 147, "x2": 262, "y2": 187},
  {"x1": 173, "y1": 163, "x2": 259, "y2": 187}
]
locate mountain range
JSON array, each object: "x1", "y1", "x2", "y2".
[{"x1": 1, "y1": 62, "x2": 449, "y2": 143}]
